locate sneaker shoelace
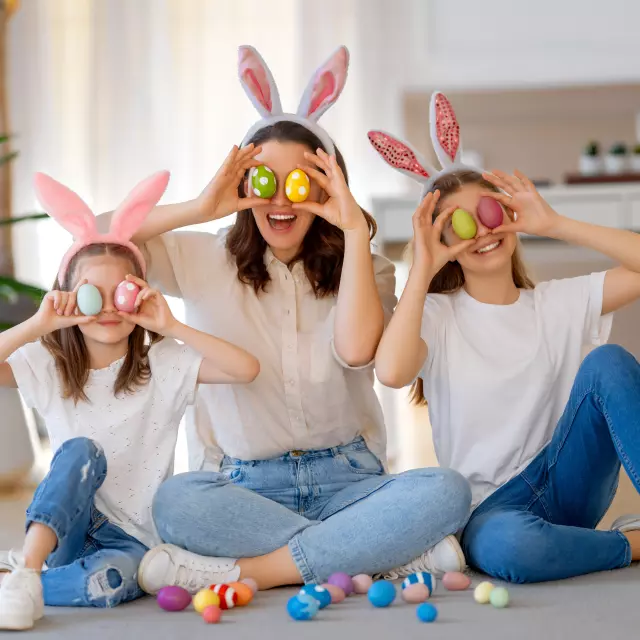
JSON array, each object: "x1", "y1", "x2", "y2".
[
  {"x1": 377, "y1": 551, "x2": 434, "y2": 581},
  {"x1": 174, "y1": 560, "x2": 230, "y2": 593}
]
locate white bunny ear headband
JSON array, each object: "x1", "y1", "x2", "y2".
[
  {"x1": 34, "y1": 171, "x2": 170, "y2": 283},
  {"x1": 368, "y1": 91, "x2": 482, "y2": 199},
  {"x1": 238, "y1": 45, "x2": 349, "y2": 155}
]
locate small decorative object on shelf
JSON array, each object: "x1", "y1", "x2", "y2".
[
  {"x1": 579, "y1": 141, "x2": 602, "y2": 176},
  {"x1": 630, "y1": 144, "x2": 640, "y2": 173},
  {"x1": 604, "y1": 142, "x2": 628, "y2": 175}
]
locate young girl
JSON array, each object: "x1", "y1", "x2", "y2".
[
  {"x1": 0, "y1": 171, "x2": 259, "y2": 630},
  {"x1": 370, "y1": 92, "x2": 640, "y2": 583},
  {"x1": 97, "y1": 46, "x2": 471, "y2": 594}
]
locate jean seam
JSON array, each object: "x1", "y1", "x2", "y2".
[
  {"x1": 613, "y1": 530, "x2": 633, "y2": 567},
  {"x1": 288, "y1": 534, "x2": 316, "y2": 584}
]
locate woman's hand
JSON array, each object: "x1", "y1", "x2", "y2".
[
  {"x1": 482, "y1": 169, "x2": 560, "y2": 237},
  {"x1": 195, "y1": 144, "x2": 269, "y2": 222},
  {"x1": 33, "y1": 280, "x2": 96, "y2": 335},
  {"x1": 117, "y1": 275, "x2": 177, "y2": 336},
  {"x1": 294, "y1": 149, "x2": 367, "y2": 232},
  {"x1": 411, "y1": 191, "x2": 475, "y2": 277}
]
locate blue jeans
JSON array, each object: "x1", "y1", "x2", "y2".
[
  {"x1": 27, "y1": 437, "x2": 148, "y2": 607},
  {"x1": 153, "y1": 437, "x2": 471, "y2": 583},
  {"x1": 462, "y1": 345, "x2": 640, "y2": 583}
]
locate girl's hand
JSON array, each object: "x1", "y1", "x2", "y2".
[
  {"x1": 294, "y1": 149, "x2": 367, "y2": 232},
  {"x1": 34, "y1": 280, "x2": 96, "y2": 334},
  {"x1": 195, "y1": 144, "x2": 268, "y2": 222},
  {"x1": 117, "y1": 275, "x2": 177, "y2": 335},
  {"x1": 411, "y1": 191, "x2": 475, "y2": 277},
  {"x1": 482, "y1": 169, "x2": 560, "y2": 237}
]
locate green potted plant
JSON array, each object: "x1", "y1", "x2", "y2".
[
  {"x1": 579, "y1": 141, "x2": 602, "y2": 176},
  {"x1": 604, "y1": 142, "x2": 628, "y2": 175},
  {"x1": 631, "y1": 144, "x2": 640, "y2": 173}
]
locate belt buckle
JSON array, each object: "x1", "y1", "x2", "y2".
[{"x1": 291, "y1": 450, "x2": 304, "y2": 457}]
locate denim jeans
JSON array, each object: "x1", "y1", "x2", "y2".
[
  {"x1": 462, "y1": 345, "x2": 640, "y2": 583},
  {"x1": 153, "y1": 436, "x2": 471, "y2": 583},
  {"x1": 26, "y1": 437, "x2": 148, "y2": 607}
]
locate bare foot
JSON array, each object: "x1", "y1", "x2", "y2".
[{"x1": 624, "y1": 530, "x2": 640, "y2": 561}]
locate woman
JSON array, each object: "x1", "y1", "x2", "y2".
[{"x1": 104, "y1": 46, "x2": 471, "y2": 591}]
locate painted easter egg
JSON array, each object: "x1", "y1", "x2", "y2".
[
  {"x1": 327, "y1": 572, "x2": 353, "y2": 596},
  {"x1": 287, "y1": 594, "x2": 320, "y2": 620},
  {"x1": 416, "y1": 602, "x2": 438, "y2": 623},
  {"x1": 76, "y1": 283, "x2": 102, "y2": 316},
  {"x1": 473, "y1": 581, "x2": 495, "y2": 604},
  {"x1": 477, "y1": 196, "x2": 503, "y2": 229},
  {"x1": 202, "y1": 605, "x2": 222, "y2": 623},
  {"x1": 321, "y1": 583, "x2": 346, "y2": 604},
  {"x1": 442, "y1": 571, "x2": 471, "y2": 591},
  {"x1": 367, "y1": 580, "x2": 396, "y2": 608},
  {"x1": 490, "y1": 587, "x2": 510, "y2": 608},
  {"x1": 157, "y1": 586, "x2": 192, "y2": 612},
  {"x1": 227, "y1": 582, "x2": 254, "y2": 606},
  {"x1": 209, "y1": 584, "x2": 238, "y2": 610},
  {"x1": 114, "y1": 280, "x2": 140, "y2": 313},
  {"x1": 402, "y1": 583, "x2": 430, "y2": 604},
  {"x1": 285, "y1": 169, "x2": 310, "y2": 203},
  {"x1": 402, "y1": 571, "x2": 435, "y2": 594},
  {"x1": 192, "y1": 589, "x2": 220, "y2": 613},
  {"x1": 452, "y1": 208, "x2": 477, "y2": 240},
  {"x1": 299, "y1": 584, "x2": 331, "y2": 609},
  {"x1": 241, "y1": 577, "x2": 258, "y2": 595},
  {"x1": 250, "y1": 165, "x2": 277, "y2": 198},
  {"x1": 352, "y1": 574, "x2": 373, "y2": 594}
]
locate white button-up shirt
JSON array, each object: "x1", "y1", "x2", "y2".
[{"x1": 145, "y1": 228, "x2": 397, "y2": 470}]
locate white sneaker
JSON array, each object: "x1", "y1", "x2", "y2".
[
  {"x1": 0, "y1": 550, "x2": 48, "y2": 573},
  {"x1": 375, "y1": 535, "x2": 467, "y2": 581},
  {"x1": 611, "y1": 514, "x2": 640, "y2": 533},
  {"x1": 0, "y1": 569, "x2": 44, "y2": 631},
  {"x1": 137, "y1": 544, "x2": 241, "y2": 595}
]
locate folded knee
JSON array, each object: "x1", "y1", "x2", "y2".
[
  {"x1": 57, "y1": 437, "x2": 106, "y2": 481},
  {"x1": 582, "y1": 345, "x2": 638, "y2": 381}
]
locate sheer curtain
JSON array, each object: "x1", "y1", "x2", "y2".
[{"x1": 9, "y1": 0, "x2": 424, "y2": 471}]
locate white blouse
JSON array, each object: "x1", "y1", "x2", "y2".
[{"x1": 145, "y1": 228, "x2": 397, "y2": 470}]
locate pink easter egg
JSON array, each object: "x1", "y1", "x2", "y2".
[
  {"x1": 321, "y1": 583, "x2": 346, "y2": 604},
  {"x1": 114, "y1": 280, "x2": 140, "y2": 313},
  {"x1": 352, "y1": 574, "x2": 373, "y2": 594},
  {"x1": 157, "y1": 586, "x2": 192, "y2": 612},
  {"x1": 477, "y1": 196, "x2": 504, "y2": 229},
  {"x1": 442, "y1": 571, "x2": 471, "y2": 591},
  {"x1": 401, "y1": 583, "x2": 431, "y2": 604},
  {"x1": 202, "y1": 605, "x2": 222, "y2": 624}
]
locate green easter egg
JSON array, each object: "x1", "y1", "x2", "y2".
[
  {"x1": 250, "y1": 165, "x2": 276, "y2": 198},
  {"x1": 452, "y1": 208, "x2": 477, "y2": 240},
  {"x1": 489, "y1": 587, "x2": 510, "y2": 609},
  {"x1": 76, "y1": 283, "x2": 103, "y2": 316}
]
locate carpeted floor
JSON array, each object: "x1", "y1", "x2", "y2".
[{"x1": 21, "y1": 569, "x2": 638, "y2": 640}]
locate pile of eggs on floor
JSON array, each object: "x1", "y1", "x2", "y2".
[
  {"x1": 287, "y1": 570, "x2": 510, "y2": 623},
  {"x1": 156, "y1": 572, "x2": 510, "y2": 624}
]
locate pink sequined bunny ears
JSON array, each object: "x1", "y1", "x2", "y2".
[
  {"x1": 34, "y1": 171, "x2": 170, "y2": 283},
  {"x1": 368, "y1": 92, "x2": 479, "y2": 198},
  {"x1": 238, "y1": 45, "x2": 349, "y2": 155}
]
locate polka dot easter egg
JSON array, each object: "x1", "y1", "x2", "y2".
[
  {"x1": 285, "y1": 169, "x2": 310, "y2": 203},
  {"x1": 250, "y1": 165, "x2": 277, "y2": 199},
  {"x1": 114, "y1": 280, "x2": 140, "y2": 313}
]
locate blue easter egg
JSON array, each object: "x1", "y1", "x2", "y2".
[
  {"x1": 402, "y1": 571, "x2": 435, "y2": 593},
  {"x1": 287, "y1": 594, "x2": 319, "y2": 621},
  {"x1": 416, "y1": 602, "x2": 438, "y2": 623},
  {"x1": 367, "y1": 580, "x2": 396, "y2": 608},
  {"x1": 76, "y1": 283, "x2": 103, "y2": 316},
  {"x1": 299, "y1": 584, "x2": 331, "y2": 609}
]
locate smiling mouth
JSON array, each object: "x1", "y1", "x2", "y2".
[
  {"x1": 98, "y1": 320, "x2": 121, "y2": 326},
  {"x1": 476, "y1": 239, "x2": 502, "y2": 254},
  {"x1": 267, "y1": 213, "x2": 297, "y2": 231}
]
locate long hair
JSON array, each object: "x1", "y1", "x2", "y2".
[
  {"x1": 409, "y1": 170, "x2": 535, "y2": 406},
  {"x1": 41, "y1": 243, "x2": 163, "y2": 403},
  {"x1": 225, "y1": 121, "x2": 376, "y2": 297}
]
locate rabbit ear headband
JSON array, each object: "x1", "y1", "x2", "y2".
[
  {"x1": 238, "y1": 45, "x2": 349, "y2": 155},
  {"x1": 34, "y1": 171, "x2": 170, "y2": 283},
  {"x1": 368, "y1": 91, "x2": 481, "y2": 199}
]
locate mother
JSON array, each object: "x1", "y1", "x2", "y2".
[{"x1": 108, "y1": 46, "x2": 471, "y2": 591}]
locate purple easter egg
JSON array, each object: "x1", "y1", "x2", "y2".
[
  {"x1": 477, "y1": 196, "x2": 504, "y2": 229},
  {"x1": 327, "y1": 572, "x2": 354, "y2": 596},
  {"x1": 157, "y1": 586, "x2": 192, "y2": 612}
]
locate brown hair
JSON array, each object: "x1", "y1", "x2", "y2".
[
  {"x1": 225, "y1": 121, "x2": 377, "y2": 297},
  {"x1": 409, "y1": 170, "x2": 535, "y2": 406},
  {"x1": 41, "y1": 244, "x2": 163, "y2": 403}
]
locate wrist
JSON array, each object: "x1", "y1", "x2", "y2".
[
  {"x1": 344, "y1": 219, "x2": 370, "y2": 241},
  {"x1": 545, "y1": 214, "x2": 574, "y2": 240},
  {"x1": 408, "y1": 263, "x2": 434, "y2": 292},
  {"x1": 24, "y1": 316, "x2": 47, "y2": 341},
  {"x1": 162, "y1": 317, "x2": 182, "y2": 339}
]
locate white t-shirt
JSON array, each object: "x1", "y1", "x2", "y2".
[
  {"x1": 9, "y1": 339, "x2": 202, "y2": 548},
  {"x1": 420, "y1": 272, "x2": 613, "y2": 508}
]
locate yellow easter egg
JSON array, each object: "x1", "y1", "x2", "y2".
[
  {"x1": 285, "y1": 170, "x2": 310, "y2": 203},
  {"x1": 193, "y1": 589, "x2": 220, "y2": 613}
]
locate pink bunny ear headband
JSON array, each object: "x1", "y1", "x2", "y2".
[
  {"x1": 34, "y1": 171, "x2": 170, "y2": 284},
  {"x1": 238, "y1": 45, "x2": 349, "y2": 155},
  {"x1": 368, "y1": 91, "x2": 482, "y2": 200}
]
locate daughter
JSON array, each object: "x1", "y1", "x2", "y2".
[
  {"x1": 370, "y1": 92, "x2": 640, "y2": 583},
  {"x1": 0, "y1": 171, "x2": 259, "y2": 630}
]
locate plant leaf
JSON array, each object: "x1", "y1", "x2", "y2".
[
  {"x1": 0, "y1": 277, "x2": 47, "y2": 304},
  {"x1": 0, "y1": 150, "x2": 19, "y2": 165},
  {"x1": 0, "y1": 213, "x2": 49, "y2": 226}
]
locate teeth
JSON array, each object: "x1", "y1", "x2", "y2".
[
  {"x1": 268, "y1": 214, "x2": 296, "y2": 221},
  {"x1": 477, "y1": 241, "x2": 500, "y2": 254}
]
